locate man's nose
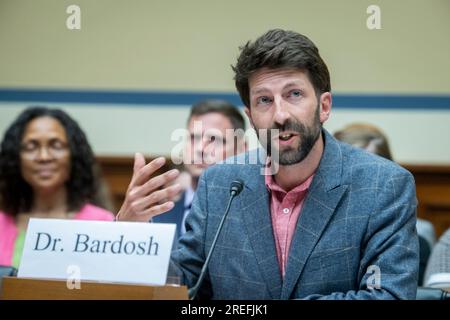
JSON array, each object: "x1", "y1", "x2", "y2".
[
  {"x1": 191, "y1": 136, "x2": 208, "y2": 161},
  {"x1": 193, "y1": 136, "x2": 207, "y2": 152},
  {"x1": 273, "y1": 96, "x2": 290, "y2": 126}
]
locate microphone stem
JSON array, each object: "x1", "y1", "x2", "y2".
[{"x1": 188, "y1": 191, "x2": 237, "y2": 300}]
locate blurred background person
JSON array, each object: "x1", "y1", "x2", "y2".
[
  {"x1": 333, "y1": 122, "x2": 436, "y2": 286},
  {"x1": 152, "y1": 99, "x2": 247, "y2": 242},
  {"x1": 333, "y1": 123, "x2": 393, "y2": 160},
  {"x1": 423, "y1": 228, "x2": 450, "y2": 288},
  {"x1": 0, "y1": 107, "x2": 115, "y2": 268}
]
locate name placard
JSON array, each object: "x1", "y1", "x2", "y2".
[{"x1": 18, "y1": 218, "x2": 176, "y2": 286}]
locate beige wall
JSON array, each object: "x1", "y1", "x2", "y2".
[
  {"x1": 1, "y1": 0, "x2": 449, "y2": 163},
  {"x1": 1, "y1": 0, "x2": 450, "y2": 92}
]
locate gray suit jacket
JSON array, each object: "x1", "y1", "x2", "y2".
[{"x1": 170, "y1": 130, "x2": 419, "y2": 299}]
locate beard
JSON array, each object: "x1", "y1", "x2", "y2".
[{"x1": 256, "y1": 106, "x2": 322, "y2": 165}]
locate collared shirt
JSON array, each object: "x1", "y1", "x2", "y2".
[
  {"x1": 181, "y1": 186, "x2": 195, "y2": 235},
  {"x1": 265, "y1": 166, "x2": 314, "y2": 278}
]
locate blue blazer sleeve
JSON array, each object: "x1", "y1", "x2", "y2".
[{"x1": 169, "y1": 174, "x2": 210, "y2": 297}]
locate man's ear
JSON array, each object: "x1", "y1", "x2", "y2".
[
  {"x1": 319, "y1": 92, "x2": 332, "y2": 123},
  {"x1": 244, "y1": 106, "x2": 251, "y2": 118}
]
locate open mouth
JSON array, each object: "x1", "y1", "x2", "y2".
[
  {"x1": 279, "y1": 133, "x2": 295, "y2": 141},
  {"x1": 274, "y1": 132, "x2": 298, "y2": 145}
]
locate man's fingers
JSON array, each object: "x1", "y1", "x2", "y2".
[
  {"x1": 133, "y1": 157, "x2": 167, "y2": 187},
  {"x1": 131, "y1": 169, "x2": 180, "y2": 198},
  {"x1": 133, "y1": 152, "x2": 146, "y2": 172},
  {"x1": 129, "y1": 153, "x2": 147, "y2": 187},
  {"x1": 141, "y1": 201, "x2": 176, "y2": 219},
  {"x1": 130, "y1": 184, "x2": 182, "y2": 213}
]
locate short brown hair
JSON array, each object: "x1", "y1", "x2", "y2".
[
  {"x1": 232, "y1": 29, "x2": 331, "y2": 107},
  {"x1": 188, "y1": 99, "x2": 245, "y2": 131}
]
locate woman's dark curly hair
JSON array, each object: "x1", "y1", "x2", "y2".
[{"x1": 0, "y1": 106, "x2": 107, "y2": 216}]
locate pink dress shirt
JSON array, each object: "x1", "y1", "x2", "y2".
[{"x1": 265, "y1": 171, "x2": 314, "y2": 277}]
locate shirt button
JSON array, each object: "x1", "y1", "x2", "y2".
[{"x1": 283, "y1": 208, "x2": 290, "y2": 214}]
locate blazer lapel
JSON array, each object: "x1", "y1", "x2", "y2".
[
  {"x1": 238, "y1": 163, "x2": 283, "y2": 300},
  {"x1": 280, "y1": 179, "x2": 348, "y2": 299},
  {"x1": 280, "y1": 130, "x2": 348, "y2": 299}
]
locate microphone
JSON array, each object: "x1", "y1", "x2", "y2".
[
  {"x1": 230, "y1": 180, "x2": 244, "y2": 196},
  {"x1": 188, "y1": 179, "x2": 244, "y2": 300}
]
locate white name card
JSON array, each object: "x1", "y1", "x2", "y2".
[{"x1": 18, "y1": 218, "x2": 176, "y2": 286}]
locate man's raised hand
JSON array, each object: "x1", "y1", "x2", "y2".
[{"x1": 116, "y1": 153, "x2": 181, "y2": 222}]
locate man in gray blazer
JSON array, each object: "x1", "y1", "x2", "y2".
[
  {"x1": 119, "y1": 29, "x2": 419, "y2": 299},
  {"x1": 171, "y1": 131, "x2": 418, "y2": 299}
]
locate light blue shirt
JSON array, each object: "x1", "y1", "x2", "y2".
[{"x1": 181, "y1": 186, "x2": 195, "y2": 235}]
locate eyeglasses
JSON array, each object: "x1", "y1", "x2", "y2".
[{"x1": 20, "y1": 140, "x2": 69, "y2": 159}]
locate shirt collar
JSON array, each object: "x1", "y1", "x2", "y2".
[{"x1": 264, "y1": 157, "x2": 315, "y2": 194}]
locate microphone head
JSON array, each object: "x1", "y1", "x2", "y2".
[{"x1": 230, "y1": 180, "x2": 244, "y2": 196}]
